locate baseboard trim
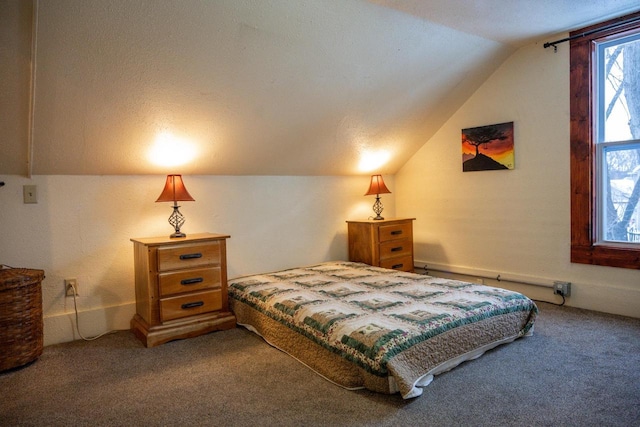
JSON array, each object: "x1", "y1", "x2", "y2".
[
  {"x1": 44, "y1": 302, "x2": 135, "y2": 346},
  {"x1": 414, "y1": 259, "x2": 640, "y2": 319}
]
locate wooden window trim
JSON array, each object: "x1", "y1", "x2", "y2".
[{"x1": 570, "y1": 12, "x2": 640, "y2": 269}]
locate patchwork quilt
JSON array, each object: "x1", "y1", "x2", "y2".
[{"x1": 228, "y1": 261, "x2": 537, "y2": 398}]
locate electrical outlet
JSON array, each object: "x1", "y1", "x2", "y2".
[
  {"x1": 65, "y1": 278, "x2": 78, "y2": 297},
  {"x1": 553, "y1": 281, "x2": 571, "y2": 297}
]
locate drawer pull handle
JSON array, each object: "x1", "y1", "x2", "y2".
[
  {"x1": 391, "y1": 230, "x2": 403, "y2": 235},
  {"x1": 181, "y1": 277, "x2": 203, "y2": 285},
  {"x1": 179, "y1": 253, "x2": 202, "y2": 260},
  {"x1": 391, "y1": 246, "x2": 403, "y2": 252},
  {"x1": 392, "y1": 263, "x2": 403, "y2": 269},
  {"x1": 181, "y1": 301, "x2": 204, "y2": 310}
]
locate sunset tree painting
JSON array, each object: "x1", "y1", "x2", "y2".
[{"x1": 462, "y1": 122, "x2": 514, "y2": 171}]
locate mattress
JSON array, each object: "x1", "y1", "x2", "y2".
[{"x1": 228, "y1": 261, "x2": 537, "y2": 399}]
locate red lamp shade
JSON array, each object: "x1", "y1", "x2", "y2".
[
  {"x1": 364, "y1": 174, "x2": 391, "y2": 196},
  {"x1": 156, "y1": 174, "x2": 194, "y2": 238},
  {"x1": 156, "y1": 175, "x2": 195, "y2": 203}
]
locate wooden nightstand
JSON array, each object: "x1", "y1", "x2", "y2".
[
  {"x1": 346, "y1": 218, "x2": 415, "y2": 272},
  {"x1": 130, "y1": 233, "x2": 236, "y2": 347}
]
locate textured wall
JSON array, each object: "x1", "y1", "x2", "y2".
[
  {"x1": 21, "y1": 0, "x2": 507, "y2": 176},
  {"x1": 396, "y1": 40, "x2": 640, "y2": 318},
  {"x1": 0, "y1": 174, "x2": 393, "y2": 345}
]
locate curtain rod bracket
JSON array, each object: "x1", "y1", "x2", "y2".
[{"x1": 543, "y1": 14, "x2": 640, "y2": 52}]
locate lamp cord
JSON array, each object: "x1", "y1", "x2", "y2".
[{"x1": 69, "y1": 283, "x2": 127, "y2": 341}]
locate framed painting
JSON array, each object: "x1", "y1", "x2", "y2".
[{"x1": 462, "y1": 122, "x2": 514, "y2": 172}]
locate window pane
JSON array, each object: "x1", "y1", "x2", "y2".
[
  {"x1": 599, "y1": 33, "x2": 640, "y2": 143},
  {"x1": 601, "y1": 143, "x2": 640, "y2": 242}
]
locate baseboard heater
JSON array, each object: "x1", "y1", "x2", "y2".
[{"x1": 414, "y1": 261, "x2": 554, "y2": 289}]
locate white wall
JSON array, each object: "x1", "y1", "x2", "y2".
[
  {"x1": 396, "y1": 39, "x2": 640, "y2": 318},
  {"x1": 0, "y1": 174, "x2": 394, "y2": 345}
]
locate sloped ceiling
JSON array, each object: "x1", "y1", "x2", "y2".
[
  {"x1": 370, "y1": 0, "x2": 640, "y2": 47},
  {"x1": 4, "y1": 0, "x2": 640, "y2": 176}
]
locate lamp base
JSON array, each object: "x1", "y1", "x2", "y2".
[
  {"x1": 167, "y1": 204, "x2": 187, "y2": 239},
  {"x1": 371, "y1": 196, "x2": 385, "y2": 221}
]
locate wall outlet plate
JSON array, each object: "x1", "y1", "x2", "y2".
[
  {"x1": 65, "y1": 278, "x2": 78, "y2": 297},
  {"x1": 23, "y1": 185, "x2": 37, "y2": 204},
  {"x1": 553, "y1": 281, "x2": 571, "y2": 297}
]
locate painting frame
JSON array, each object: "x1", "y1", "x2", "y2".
[{"x1": 462, "y1": 122, "x2": 514, "y2": 172}]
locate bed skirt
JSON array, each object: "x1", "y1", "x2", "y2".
[{"x1": 230, "y1": 297, "x2": 533, "y2": 398}]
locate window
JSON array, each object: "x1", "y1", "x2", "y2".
[
  {"x1": 597, "y1": 31, "x2": 640, "y2": 244},
  {"x1": 570, "y1": 12, "x2": 640, "y2": 269}
]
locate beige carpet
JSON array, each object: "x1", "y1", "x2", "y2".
[{"x1": 1, "y1": 302, "x2": 639, "y2": 426}]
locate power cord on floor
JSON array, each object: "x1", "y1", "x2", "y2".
[
  {"x1": 68, "y1": 282, "x2": 127, "y2": 341},
  {"x1": 532, "y1": 294, "x2": 566, "y2": 307}
]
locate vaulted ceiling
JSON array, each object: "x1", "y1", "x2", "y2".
[
  {"x1": 2, "y1": 0, "x2": 639, "y2": 176},
  {"x1": 371, "y1": 0, "x2": 640, "y2": 47}
]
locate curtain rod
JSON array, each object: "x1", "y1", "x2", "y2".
[{"x1": 544, "y1": 14, "x2": 640, "y2": 52}]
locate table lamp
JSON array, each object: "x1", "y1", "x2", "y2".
[
  {"x1": 365, "y1": 174, "x2": 391, "y2": 220},
  {"x1": 156, "y1": 174, "x2": 195, "y2": 238}
]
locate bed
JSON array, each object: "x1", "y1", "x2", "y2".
[{"x1": 228, "y1": 261, "x2": 537, "y2": 399}]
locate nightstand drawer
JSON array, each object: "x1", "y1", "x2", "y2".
[
  {"x1": 157, "y1": 241, "x2": 221, "y2": 272},
  {"x1": 158, "y1": 267, "x2": 221, "y2": 297},
  {"x1": 379, "y1": 240, "x2": 412, "y2": 260},
  {"x1": 379, "y1": 255, "x2": 413, "y2": 272},
  {"x1": 378, "y1": 222, "x2": 412, "y2": 242},
  {"x1": 160, "y1": 290, "x2": 223, "y2": 322}
]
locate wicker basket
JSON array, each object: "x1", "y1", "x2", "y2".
[{"x1": 0, "y1": 267, "x2": 45, "y2": 372}]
